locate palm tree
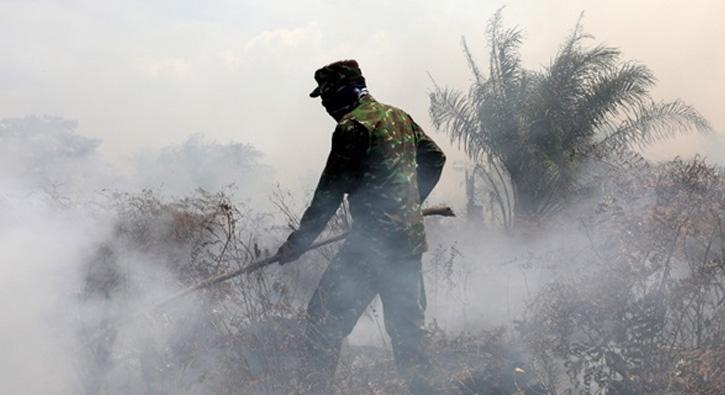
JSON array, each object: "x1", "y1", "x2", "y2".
[{"x1": 429, "y1": 10, "x2": 711, "y2": 226}]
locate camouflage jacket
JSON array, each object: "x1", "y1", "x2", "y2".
[{"x1": 287, "y1": 95, "x2": 446, "y2": 255}]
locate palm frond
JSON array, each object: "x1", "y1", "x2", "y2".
[
  {"x1": 429, "y1": 85, "x2": 491, "y2": 161},
  {"x1": 544, "y1": 19, "x2": 622, "y2": 123},
  {"x1": 487, "y1": 8, "x2": 524, "y2": 97},
  {"x1": 462, "y1": 36, "x2": 484, "y2": 85},
  {"x1": 597, "y1": 100, "x2": 712, "y2": 150},
  {"x1": 569, "y1": 62, "x2": 656, "y2": 146}
]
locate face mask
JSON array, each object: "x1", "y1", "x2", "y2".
[{"x1": 321, "y1": 84, "x2": 368, "y2": 121}]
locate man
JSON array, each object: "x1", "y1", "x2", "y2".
[{"x1": 276, "y1": 59, "x2": 446, "y2": 394}]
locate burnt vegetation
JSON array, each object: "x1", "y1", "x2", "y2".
[{"x1": 77, "y1": 156, "x2": 725, "y2": 394}]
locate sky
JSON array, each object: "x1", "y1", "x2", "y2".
[{"x1": 1, "y1": 0, "x2": 724, "y2": 194}]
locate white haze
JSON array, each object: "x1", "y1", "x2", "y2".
[
  {"x1": 0, "y1": 116, "x2": 276, "y2": 394},
  {"x1": 0, "y1": 116, "x2": 271, "y2": 201}
]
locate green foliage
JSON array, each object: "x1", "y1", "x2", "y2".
[{"x1": 430, "y1": 9, "x2": 711, "y2": 223}]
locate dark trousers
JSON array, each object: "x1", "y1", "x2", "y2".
[{"x1": 299, "y1": 236, "x2": 433, "y2": 394}]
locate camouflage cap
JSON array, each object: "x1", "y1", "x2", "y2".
[{"x1": 309, "y1": 59, "x2": 366, "y2": 98}]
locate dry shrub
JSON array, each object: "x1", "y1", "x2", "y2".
[
  {"x1": 520, "y1": 157, "x2": 725, "y2": 394},
  {"x1": 80, "y1": 188, "x2": 310, "y2": 394},
  {"x1": 669, "y1": 339, "x2": 725, "y2": 394},
  {"x1": 79, "y1": 188, "x2": 545, "y2": 394}
]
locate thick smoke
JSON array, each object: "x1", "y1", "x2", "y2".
[
  {"x1": 0, "y1": 116, "x2": 272, "y2": 199},
  {"x1": 0, "y1": 116, "x2": 277, "y2": 394},
  {"x1": 132, "y1": 133, "x2": 272, "y2": 201},
  {"x1": 0, "y1": 192, "x2": 107, "y2": 394},
  {"x1": 0, "y1": 116, "x2": 110, "y2": 196},
  {"x1": 3, "y1": 105, "x2": 724, "y2": 394},
  {"x1": 2, "y1": 46, "x2": 724, "y2": 395},
  {"x1": 0, "y1": 112, "x2": 539, "y2": 393}
]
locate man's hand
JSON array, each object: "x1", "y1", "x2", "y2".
[{"x1": 276, "y1": 240, "x2": 303, "y2": 265}]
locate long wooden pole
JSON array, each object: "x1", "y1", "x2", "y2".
[{"x1": 153, "y1": 205, "x2": 454, "y2": 310}]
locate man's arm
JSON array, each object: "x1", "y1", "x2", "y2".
[
  {"x1": 412, "y1": 118, "x2": 446, "y2": 202},
  {"x1": 279, "y1": 122, "x2": 369, "y2": 261}
]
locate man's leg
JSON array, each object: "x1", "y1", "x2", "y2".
[
  {"x1": 379, "y1": 254, "x2": 433, "y2": 395},
  {"x1": 300, "y1": 245, "x2": 377, "y2": 394}
]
